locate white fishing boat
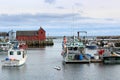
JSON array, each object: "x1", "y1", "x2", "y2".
[
  {"x1": 1, "y1": 48, "x2": 27, "y2": 67},
  {"x1": 61, "y1": 36, "x2": 91, "y2": 63},
  {"x1": 0, "y1": 42, "x2": 12, "y2": 52}
]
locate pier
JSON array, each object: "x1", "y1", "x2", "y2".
[
  {"x1": 26, "y1": 39, "x2": 54, "y2": 48},
  {"x1": 64, "y1": 59, "x2": 102, "y2": 64}
]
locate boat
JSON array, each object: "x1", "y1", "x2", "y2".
[
  {"x1": 1, "y1": 48, "x2": 27, "y2": 67},
  {"x1": 10, "y1": 40, "x2": 28, "y2": 49},
  {"x1": 103, "y1": 56, "x2": 120, "y2": 64},
  {"x1": 0, "y1": 42, "x2": 12, "y2": 52},
  {"x1": 61, "y1": 36, "x2": 91, "y2": 63},
  {"x1": 103, "y1": 49, "x2": 120, "y2": 64},
  {"x1": 86, "y1": 41, "x2": 97, "y2": 49},
  {"x1": 112, "y1": 42, "x2": 120, "y2": 54}
]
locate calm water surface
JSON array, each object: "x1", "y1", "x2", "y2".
[{"x1": 0, "y1": 39, "x2": 120, "y2": 80}]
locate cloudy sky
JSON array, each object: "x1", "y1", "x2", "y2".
[{"x1": 0, "y1": 0, "x2": 120, "y2": 36}]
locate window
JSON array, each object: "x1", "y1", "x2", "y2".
[
  {"x1": 68, "y1": 47, "x2": 72, "y2": 50},
  {"x1": 23, "y1": 54, "x2": 24, "y2": 58},
  {"x1": 35, "y1": 32, "x2": 38, "y2": 35},
  {"x1": 41, "y1": 31, "x2": 43, "y2": 34},
  {"x1": 3, "y1": 44, "x2": 6, "y2": 46},
  {"x1": 73, "y1": 47, "x2": 78, "y2": 51},
  {"x1": 17, "y1": 51, "x2": 21, "y2": 55},
  {"x1": 10, "y1": 51, "x2": 14, "y2": 55},
  {"x1": 23, "y1": 52, "x2": 25, "y2": 58}
]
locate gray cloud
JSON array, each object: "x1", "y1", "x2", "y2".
[
  {"x1": 56, "y1": 6, "x2": 65, "y2": 9},
  {"x1": 44, "y1": 0, "x2": 55, "y2": 4},
  {"x1": 0, "y1": 13, "x2": 82, "y2": 26},
  {"x1": 0, "y1": 13, "x2": 119, "y2": 36},
  {"x1": 0, "y1": 13, "x2": 116, "y2": 27},
  {"x1": 104, "y1": 18, "x2": 114, "y2": 21},
  {"x1": 0, "y1": 13, "x2": 89, "y2": 31},
  {"x1": 74, "y1": 3, "x2": 82, "y2": 7}
]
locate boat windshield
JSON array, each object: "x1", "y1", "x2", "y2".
[
  {"x1": 68, "y1": 47, "x2": 78, "y2": 51},
  {"x1": 17, "y1": 51, "x2": 21, "y2": 55},
  {"x1": 10, "y1": 51, "x2": 14, "y2": 55},
  {"x1": 3, "y1": 44, "x2": 7, "y2": 46}
]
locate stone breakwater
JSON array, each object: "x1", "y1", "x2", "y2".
[
  {"x1": 97, "y1": 36, "x2": 120, "y2": 39},
  {"x1": 96, "y1": 36, "x2": 120, "y2": 43}
]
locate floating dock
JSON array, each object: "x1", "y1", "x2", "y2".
[{"x1": 65, "y1": 59, "x2": 102, "y2": 63}]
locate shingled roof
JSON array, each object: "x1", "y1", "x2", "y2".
[
  {"x1": 0, "y1": 32, "x2": 8, "y2": 36},
  {"x1": 16, "y1": 27, "x2": 46, "y2": 36},
  {"x1": 16, "y1": 30, "x2": 38, "y2": 36},
  {"x1": 39, "y1": 27, "x2": 45, "y2": 32}
]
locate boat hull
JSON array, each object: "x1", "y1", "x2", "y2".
[
  {"x1": 1, "y1": 56, "x2": 27, "y2": 67},
  {"x1": 63, "y1": 53, "x2": 91, "y2": 63},
  {"x1": 103, "y1": 56, "x2": 120, "y2": 64}
]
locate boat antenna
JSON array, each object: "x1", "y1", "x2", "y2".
[{"x1": 71, "y1": 6, "x2": 75, "y2": 36}]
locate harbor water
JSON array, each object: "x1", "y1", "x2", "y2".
[{"x1": 0, "y1": 39, "x2": 120, "y2": 80}]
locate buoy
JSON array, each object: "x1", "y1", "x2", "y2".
[{"x1": 54, "y1": 66, "x2": 61, "y2": 70}]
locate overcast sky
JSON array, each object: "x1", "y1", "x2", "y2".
[{"x1": 0, "y1": 0, "x2": 120, "y2": 36}]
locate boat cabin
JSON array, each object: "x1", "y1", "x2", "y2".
[
  {"x1": 8, "y1": 49, "x2": 26, "y2": 60},
  {"x1": 0, "y1": 42, "x2": 12, "y2": 51}
]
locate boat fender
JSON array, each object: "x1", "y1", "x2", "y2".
[
  {"x1": 10, "y1": 58, "x2": 15, "y2": 61},
  {"x1": 5, "y1": 58, "x2": 9, "y2": 61},
  {"x1": 54, "y1": 66, "x2": 61, "y2": 70}
]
